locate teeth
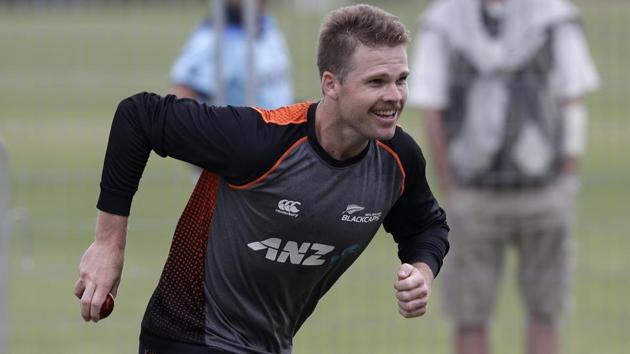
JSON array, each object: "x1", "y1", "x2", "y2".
[{"x1": 374, "y1": 110, "x2": 396, "y2": 117}]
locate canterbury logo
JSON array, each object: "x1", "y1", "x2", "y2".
[
  {"x1": 247, "y1": 238, "x2": 335, "y2": 266},
  {"x1": 275, "y1": 199, "x2": 301, "y2": 217}
]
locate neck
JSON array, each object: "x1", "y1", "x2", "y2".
[
  {"x1": 315, "y1": 99, "x2": 369, "y2": 161},
  {"x1": 481, "y1": 6, "x2": 503, "y2": 37}
]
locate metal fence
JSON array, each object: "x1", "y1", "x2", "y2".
[
  {"x1": 1, "y1": 1, "x2": 628, "y2": 353},
  {"x1": 0, "y1": 139, "x2": 11, "y2": 354}
]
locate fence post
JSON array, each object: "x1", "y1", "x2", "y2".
[
  {"x1": 0, "y1": 138, "x2": 11, "y2": 354},
  {"x1": 212, "y1": 0, "x2": 226, "y2": 105},
  {"x1": 243, "y1": 0, "x2": 257, "y2": 106}
]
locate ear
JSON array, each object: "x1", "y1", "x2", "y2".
[{"x1": 321, "y1": 71, "x2": 340, "y2": 100}]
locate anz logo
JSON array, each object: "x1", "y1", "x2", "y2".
[{"x1": 247, "y1": 238, "x2": 334, "y2": 266}]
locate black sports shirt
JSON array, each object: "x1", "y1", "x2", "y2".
[{"x1": 97, "y1": 92, "x2": 449, "y2": 353}]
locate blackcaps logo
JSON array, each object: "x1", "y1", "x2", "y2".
[{"x1": 341, "y1": 204, "x2": 382, "y2": 223}]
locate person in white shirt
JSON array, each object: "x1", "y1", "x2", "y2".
[{"x1": 408, "y1": 1, "x2": 599, "y2": 353}]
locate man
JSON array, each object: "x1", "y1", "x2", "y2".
[
  {"x1": 169, "y1": 0, "x2": 293, "y2": 108},
  {"x1": 409, "y1": 0, "x2": 599, "y2": 354},
  {"x1": 74, "y1": 4, "x2": 449, "y2": 354}
]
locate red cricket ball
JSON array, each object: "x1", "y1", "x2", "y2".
[{"x1": 99, "y1": 293, "x2": 115, "y2": 319}]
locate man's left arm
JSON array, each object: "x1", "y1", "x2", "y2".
[
  {"x1": 382, "y1": 130, "x2": 450, "y2": 318},
  {"x1": 561, "y1": 97, "x2": 588, "y2": 175},
  {"x1": 553, "y1": 20, "x2": 600, "y2": 175},
  {"x1": 394, "y1": 262, "x2": 434, "y2": 318}
]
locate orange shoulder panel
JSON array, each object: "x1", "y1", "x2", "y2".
[
  {"x1": 253, "y1": 101, "x2": 310, "y2": 125},
  {"x1": 228, "y1": 136, "x2": 308, "y2": 190},
  {"x1": 376, "y1": 141, "x2": 407, "y2": 196}
]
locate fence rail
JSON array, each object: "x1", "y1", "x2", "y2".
[
  {"x1": 1, "y1": 1, "x2": 628, "y2": 353},
  {"x1": 0, "y1": 138, "x2": 11, "y2": 354}
]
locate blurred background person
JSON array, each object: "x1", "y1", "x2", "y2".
[
  {"x1": 408, "y1": 0, "x2": 599, "y2": 354},
  {"x1": 169, "y1": 0, "x2": 293, "y2": 108}
]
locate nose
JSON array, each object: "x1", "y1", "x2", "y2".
[{"x1": 382, "y1": 82, "x2": 405, "y2": 102}]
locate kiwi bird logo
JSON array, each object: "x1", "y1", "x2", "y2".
[{"x1": 343, "y1": 204, "x2": 365, "y2": 215}]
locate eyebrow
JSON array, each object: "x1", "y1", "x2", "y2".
[{"x1": 363, "y1": 70, "x2": 409, "y2": 80}]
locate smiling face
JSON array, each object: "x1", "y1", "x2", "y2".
[{"x1": 326, "y1": 44, "x2": 409, "y2": 142}]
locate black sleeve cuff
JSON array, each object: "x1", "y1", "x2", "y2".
[
  {"x1": 398, "y1": 249, "x2": 441, "y2": 278},
  {"x1": 96, "y1": 185, "x2": 133, "y2": 216},
  {"x1": 397, "y1": 226, "x2": 450, "y2": 277}
]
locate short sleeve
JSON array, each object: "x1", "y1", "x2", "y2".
[
  {"x1": 169, "y1": 25, "x2": 216, "y2": 97},
  {"x1": 551, "y1": 22, "x2": 600, "y2": 98},
  {"x1": 408, "y1": 27, "x2": 451, "y2": 109},
  {"x1": 254, "y1": 18, "x2": 294, "y2": 108}
]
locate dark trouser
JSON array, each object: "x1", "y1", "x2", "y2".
[{"x1": 139, "y1": 331, "x2": 235, "y2": 354}]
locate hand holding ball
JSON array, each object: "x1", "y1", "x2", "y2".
[{"x1": 99, "y1": 293, "x2": 115, "y2": 319}]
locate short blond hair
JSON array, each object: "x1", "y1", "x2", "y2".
[{"x1": 317, "y1": 4, "x2": 409, "y2": 80}]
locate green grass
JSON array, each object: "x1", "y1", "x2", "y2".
[{"x1": 1, "y1": 1, "x2": 629, "y2": 353}]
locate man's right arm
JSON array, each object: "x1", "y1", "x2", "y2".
[
  {"x1": 423, "y1": 109, "x2": 452, "y2": 197},
  {"x1": 169, "y1": 24, "x2": 215, "y2": 102},
  {"x1": 170, "y1": 84, "x2": 203, "y2": 100},
  {"x1": 75, "y1": 92, "x2": 260, "y2": 321},
  {"x1": 73, "y1": 210, "x2": 127, "y2": 322},
  {"x1": 96, "y1": 92, "x2": 255, "y2": 216},
  {"x1": 408, "y1": 25, "x2": 452, "y2": 196}
]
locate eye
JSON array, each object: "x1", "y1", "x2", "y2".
[
  {"x1": 396, "y1": 76, "x2": 408, "y2": 85},
  {"x1": 367, "y1": 78, "x2": 385, "y2": 86}
]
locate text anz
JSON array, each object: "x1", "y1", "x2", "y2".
[{"x1": 247, "y1": 238, "x2": 335, "y2": 266}]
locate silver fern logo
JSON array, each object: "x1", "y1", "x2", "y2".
[
  {"x1": 343, "y1": 204, "x2": 365, "y2": 215},
  {"x1": 341, "y1": 204, "x2": 381, "y2": 223}
]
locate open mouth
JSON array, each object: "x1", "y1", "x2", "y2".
[{"x1": 372, "y1": 109, "x2": 398, "y2": 120}]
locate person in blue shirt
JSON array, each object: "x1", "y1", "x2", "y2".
[{"x1": 169, "y1": 0, "x2": 293, "y2": 108}]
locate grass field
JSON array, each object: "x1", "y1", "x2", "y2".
[{"x1": 1, "y1": 1, "x2": 629, "y2": 353}]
